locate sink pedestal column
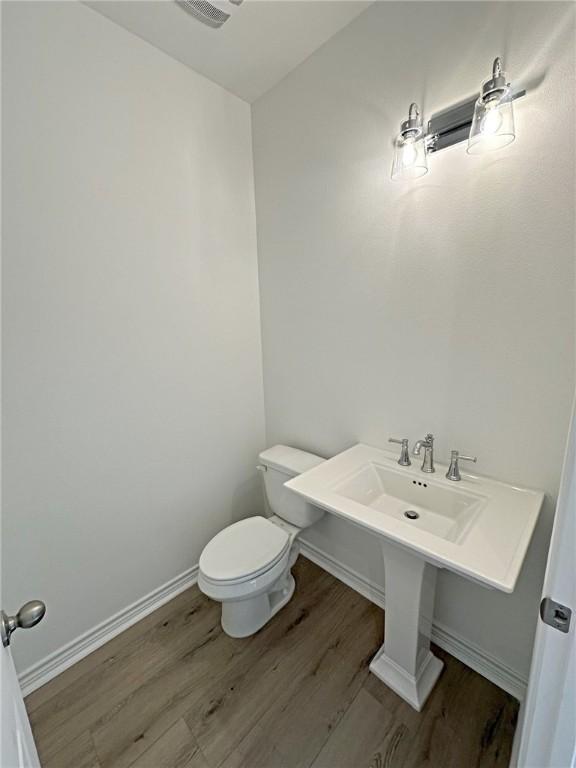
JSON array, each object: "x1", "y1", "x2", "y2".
[{"x1": 369, "y1": 540, "x2": 444, "y2": 711}]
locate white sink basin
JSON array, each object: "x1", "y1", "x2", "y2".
[
  {"x1": 286, "y1": 443, "x2": 544, "y2": 592},
  {"x1": 285, "y1": 442, "x2": 544, "y2": 711},
  {"x1": 334, "y1": 461, "x2": 484, "y2": 544}
]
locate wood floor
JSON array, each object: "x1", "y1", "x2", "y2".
[{"x1": 26, "y1": 558, "x2": 519, "y2": 768}]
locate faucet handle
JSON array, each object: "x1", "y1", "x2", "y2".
[
  {"x1": 446, "y1": 450, "x2": 477, "y2": 481},
  {"x1": 388, "y1": 438, "x2": 411, "y2": 467}
]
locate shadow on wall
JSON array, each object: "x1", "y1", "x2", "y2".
[{"x1": 231, "y1": 471, "x2": 266, "y2": 524}]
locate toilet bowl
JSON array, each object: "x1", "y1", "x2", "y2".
[{"x1": 197, "y1": 445, "x2": 325, "y2": 638}]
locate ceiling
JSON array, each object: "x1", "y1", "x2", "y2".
[{"x1": 86, "y1": 1, "x2": 371, "y2": 103}]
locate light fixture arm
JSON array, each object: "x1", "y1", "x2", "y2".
[
  {"x1": 400, "y1": 102, "x2": 424, "y2": 140},
  {"x1": 479, "y1": 56, "x2": 509, "y2": 102}
]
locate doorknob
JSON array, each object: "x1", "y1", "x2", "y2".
[{"x1": 1, "y1": 601, "x2": 46, "y2": 647}]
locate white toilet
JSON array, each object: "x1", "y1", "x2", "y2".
[{"x1": 197, "y1": 445, "x2": 325, "y2": 637}]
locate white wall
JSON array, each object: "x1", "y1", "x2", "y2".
[
  {"x1": 2, "y1": 1, "x2": 265, "y2": 672},
  {"x1": 252, "y1": 1, "x2": 575, "y2": 681}
]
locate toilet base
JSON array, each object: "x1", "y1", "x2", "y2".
[{"x1": 221, "y1": 572, "x2": 296, "y2": 638}]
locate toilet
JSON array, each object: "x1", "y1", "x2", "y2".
[{"x1": 197, "y1": 445, "x2": 325, "y2": 637}]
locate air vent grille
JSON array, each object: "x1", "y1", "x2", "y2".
[{"x1": 176, "y1": 0, "x2": 231, "y2": 28}]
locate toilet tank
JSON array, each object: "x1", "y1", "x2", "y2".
[{"x1": 258, "y1": 445, "x2": 325, "y2": 528}]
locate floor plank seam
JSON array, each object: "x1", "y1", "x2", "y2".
[
  {"x1": 309, "y1": 683, "x2": 365, "y2": 768},
  {"x1": 120, "y1": 715, "x2": 193, "y2": 768}
]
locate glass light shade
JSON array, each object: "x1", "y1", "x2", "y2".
[
  {"x1": 391, "y1": 134, "x2": 428, "y2": 180},
  {"x1": 467, "y1": 79, "x2": 515, "y2": 155}
]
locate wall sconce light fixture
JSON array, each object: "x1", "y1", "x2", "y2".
[
  {"x1": 391, "y1": 57, "x2": 524, "y2": 180},
  {"x1": 391, "y1": 103, "x2": 429, "y2": 181},
  {"x1": 467, "y1": 58, "x2": 515, "y2": 154}
]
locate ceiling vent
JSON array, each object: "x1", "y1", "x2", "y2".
[{"x1": 176, "y1": 0, "x2": 243, "y2": 29}]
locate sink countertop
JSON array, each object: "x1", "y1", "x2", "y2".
[{"x1": 285, "y1": 443, "x2": 545, "y2": 593}]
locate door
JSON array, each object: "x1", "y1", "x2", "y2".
[
  {"x1": 514, "y1": 400, "x2": 576, "y2": 767},
  {"x1": 1, "y1": 602, "x2": 46, "y2": 768}
]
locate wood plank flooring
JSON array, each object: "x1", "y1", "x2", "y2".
[{"x1": 26, "y1": 559, "x2": 519, "y2": 768}]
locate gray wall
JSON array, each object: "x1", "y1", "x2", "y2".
[
  {"x1": 252, "y1": 1, "x2": 575, "y2": 680},
  {"x1": 2, "y1": 2, "x2": 265, "y2": 671}
]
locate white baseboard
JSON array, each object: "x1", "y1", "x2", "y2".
[
  {"x1": 299, "y1": 540, "x2": 527, "y2": 701},
  {"x1": 18, "y1": 565, "x2": 198, "y2": 697}
]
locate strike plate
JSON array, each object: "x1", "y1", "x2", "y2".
[{"x1": 540, "y1": 597, "x2": 572, "y2": 634}]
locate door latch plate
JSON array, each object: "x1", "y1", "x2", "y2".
[{"x1": 540, "y1": 597, "x2": 572, "y2": 633}]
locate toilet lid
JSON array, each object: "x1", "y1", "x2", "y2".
[{"x1": 199, "y1": 517, "x2": 290, "y2": 583}]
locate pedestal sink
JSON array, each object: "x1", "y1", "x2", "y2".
[{"x1": 285, "y1": 443, "x2": 544, "y2": 710}]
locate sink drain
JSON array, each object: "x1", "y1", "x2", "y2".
[{"x1": 404, "y1": 510, "x2": 420, "y2": 520}]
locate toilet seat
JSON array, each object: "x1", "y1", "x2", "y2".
[{"x1": 199, "y1": 516, "x2": 290, "y2": 585}]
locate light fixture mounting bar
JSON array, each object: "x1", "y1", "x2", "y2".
[{"x1": 426, "y1": 89, "x2": 525, "y2": 154}]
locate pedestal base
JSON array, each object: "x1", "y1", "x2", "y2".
[
  {"x1": 369, "y1": 540, "x2": 444, "y2": 711},
  {"x1": 369, "y1": 647, "x2": 444, "y2": 711}
]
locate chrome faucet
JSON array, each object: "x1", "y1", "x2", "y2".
[{"x1": 413, "y1": 433, "x2": 435, "y2": 473}]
